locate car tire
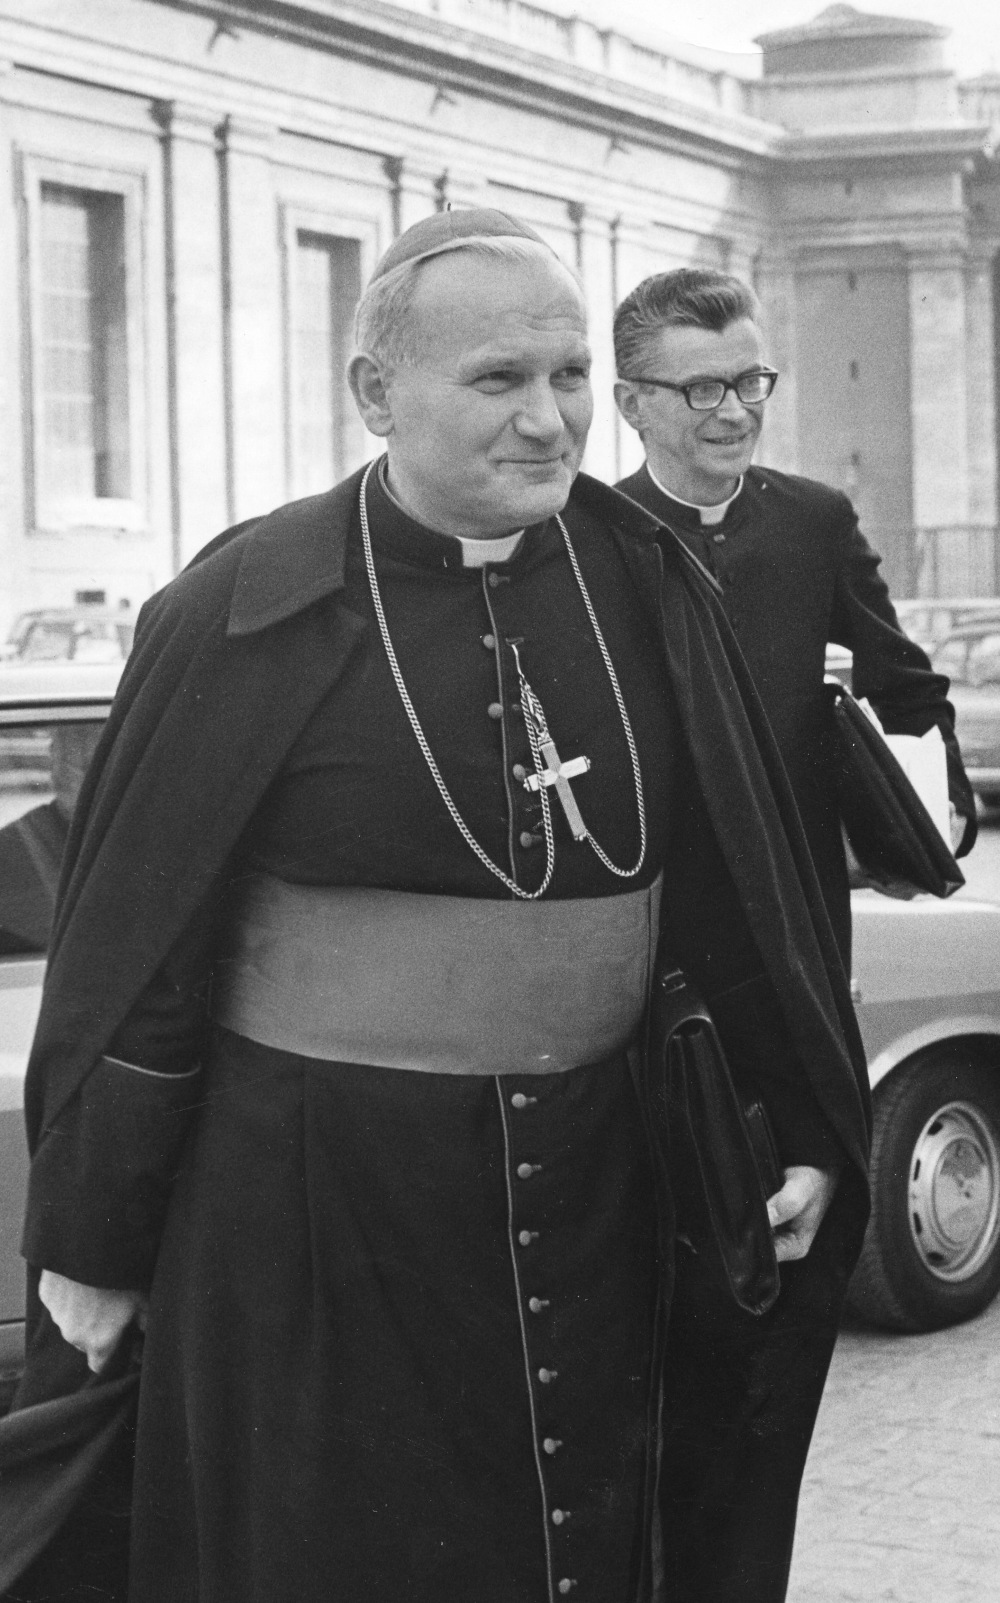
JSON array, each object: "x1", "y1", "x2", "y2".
[{"x1": 848, "y1": 1049, "x2": 1000, "y2": 1332}]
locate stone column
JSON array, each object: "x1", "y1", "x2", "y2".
[
  {"x1": 218, "y1": 115, "x2": 283, "y2": 526},
  {"x1": 908, "y1": 249, "x2": 971, "y2": 593},
  {"x1": 156, "y1": 102, "x2": 229, "y2": 568}
]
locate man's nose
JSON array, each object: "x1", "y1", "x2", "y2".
[{"x1": 514, "y1": 380, "x2": 564, "y2": 439}]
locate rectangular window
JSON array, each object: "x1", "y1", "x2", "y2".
[
  {"x1": 22, "y1": 155, "x2": 146, "y2": 535},
  {"x1": 291, "y1": 232, "x2": 361, "y2": 496},
  {"x1": 39, "y1": 184, "x2": 130, "y2": 503}
]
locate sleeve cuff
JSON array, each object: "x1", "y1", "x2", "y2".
[{"x1": 22, "y1": 1054, "x2": 203, "y2": 1290}]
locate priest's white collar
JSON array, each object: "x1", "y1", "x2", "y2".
[{"x1": 647, "y1": 464, "x2": 744, "y2": 527}]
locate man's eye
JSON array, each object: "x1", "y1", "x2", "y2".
[
  {"x1": 555, "y1": 366, "x2": 590, "y2": 388},
  {"x1": 473, "y1": 371, "x2": 517, "y2": 390}
]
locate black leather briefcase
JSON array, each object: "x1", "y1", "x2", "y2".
[
  {"x1": 643, "y1": 962, "x2": 781, "y2": 1318},
  {"x1": 828, "y1": 681, "x2": 964, "y2": 900}
]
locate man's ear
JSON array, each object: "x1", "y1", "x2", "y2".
[
  {"x1": 348, "y1": 354, "x2": 394, "y2": 438},
  {"x1": 614, "y1": 380, "x2": 643, "y2": 434}
]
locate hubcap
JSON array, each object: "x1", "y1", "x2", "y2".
[{"x1": 908, "y1": 1101, "x2": 1000, "y2": 1283}]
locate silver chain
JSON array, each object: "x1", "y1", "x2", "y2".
[{"x1": 357, "y1": 461, "x2": 646, "y2": 898}]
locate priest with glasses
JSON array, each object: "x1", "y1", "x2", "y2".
[{"x1": 614, "y1": 265, "x2": 974, "y2": 1603}]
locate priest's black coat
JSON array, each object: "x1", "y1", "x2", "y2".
[
  {"x1": 5, "y1": 468, "x2": 871, "y2": 1599},
  {"x1": 618, "y1": 461, "x2": 977, "y2": 964}
]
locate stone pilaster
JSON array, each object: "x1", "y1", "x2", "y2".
[
  {"x1": 755, "y1": 252, "x2": 800, "y2": 476},
  {"x1": 384, "y1": 155, "x2": 445, "y2": 237},
  {"x1": 573, "y1": 205, "x2": 619, "y2": 483},
  {"x1": 218, "y1": 115, "x2": 284, "y2": 526},
  {"x1": 156, "y1": 101, "x2": 229, "y2": 567},
  {"x1": 610, "y1": 215, "x2": 662, "y2": 478},
  {"x1": 965, "y1": 243, "x2": 998, "y2": 530},
  {"x1": 909, "y1": 249, "x2": 970, "y2": 532}
]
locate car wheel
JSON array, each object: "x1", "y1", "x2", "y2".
[{"x1": 848, "y1": 1049, "x2": 1000, "y2": 1332}]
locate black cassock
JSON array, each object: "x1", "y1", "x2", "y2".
[
  {"x1": 6, "y1": 468, "x2": 870, "y2": 1603},
  {"x1": 617, "y1": 461, "x2": 976, "y2": 965}
]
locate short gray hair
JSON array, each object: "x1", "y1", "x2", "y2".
[
  {"x1": 353, "y1": 234, "x2": 577, "y2": 373},
  {"x1": 614, "y1": 268, "x2": 761, "y2": 378}
]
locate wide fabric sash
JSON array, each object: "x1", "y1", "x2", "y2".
[{"x1": 211, "y1": 873, "x2": 661, "y2": 1075}]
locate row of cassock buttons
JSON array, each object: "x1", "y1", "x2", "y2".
[
  {"x1": 481, "y1": 632, "x2": 547, "y2": 851},
  {"x1": 511, "y1": 1086, "x2": 578, "y2": 1597}
]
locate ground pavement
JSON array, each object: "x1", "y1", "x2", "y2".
[
  {"x1": 790, "y1": 815, "x2": 1000, "y2": 1602},
  {"x1": 788, "y1": 1295, "x2": 1000, "y2": 1601}
]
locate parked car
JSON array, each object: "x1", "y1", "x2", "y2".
[
  {"x1": 930, "y1": 624, "x2": 1000, "y2": 807},
  {"x1": 1, "y1": 606, "x2": 136, "y2": 666},
  {"x1": 1, "y1": 673, "x2": 1000, "y2": 1407},
  {"x1": 895, "y1": 597, "x2": 1000, "y2": 655},
  {"x1": 848, "y1": 893, "x2": 1000, "y2": 1332}
]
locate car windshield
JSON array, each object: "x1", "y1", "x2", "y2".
[{"x1": 18, "y1": 618, "x2": 127, "y2": 664}]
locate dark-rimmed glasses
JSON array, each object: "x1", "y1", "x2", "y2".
[{"x1": 623, "y1": 368, "x2": 779, "y2": 411}]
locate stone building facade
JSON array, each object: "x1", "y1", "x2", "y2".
[{"x1": 0, "y1": 0, "x2": 997, "y2": 631}]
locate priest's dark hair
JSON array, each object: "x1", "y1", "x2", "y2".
[{"x1": 613, "y1": 268, "x2": 761, "y2": 378}]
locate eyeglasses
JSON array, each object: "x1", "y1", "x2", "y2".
[{"x1": 623, "y1": 368, "x2": 779, "y2": 411}]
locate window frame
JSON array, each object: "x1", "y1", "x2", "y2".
[
  {"x1": 279, "y1": 205, "x2": 380, "y2": 499},
  {"x1": 20, "y1": 151, "x2": 149, "y2": 537}
]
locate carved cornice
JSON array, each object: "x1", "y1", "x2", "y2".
[
  {"x1": 772, "y1": 123, "x2": 993, "y2": 176},
  {"x1": 152, "y1": 0, "x2": 782, "y2": 171}
]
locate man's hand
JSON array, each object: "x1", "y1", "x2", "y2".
[
  {"x1": 39, "y1": 1269, "x2": 147, "y2": 1373},
  {"x1": 766, "y1": 1166, "x2": 839, "y2": 1263}
]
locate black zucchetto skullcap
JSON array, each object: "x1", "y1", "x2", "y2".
[{"x1": 370, "y1": 207, "x2": 550, "y2": 282}]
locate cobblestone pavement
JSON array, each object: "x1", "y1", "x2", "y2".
[{"x1": 787, "y1": 1296, "x2": 1000, "y2": 1603}]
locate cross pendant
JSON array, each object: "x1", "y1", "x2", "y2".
[{"x1": 524, "y1": 740, "x2": 592, "y2": 841}]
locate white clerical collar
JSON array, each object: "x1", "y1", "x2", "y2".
[
  {"x1": 380, "y1": 461, "x2": 524, "y2": 567},
  {"x1": 647, "y1": 464, "x2": 744, "y2": 527},
  {"x1": 456, "y1": 529, "x2": 524, "y2": 567}
]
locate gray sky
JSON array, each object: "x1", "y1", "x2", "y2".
[{"x1": 575, "y1": 0, "x2": 998, "y2": 76}]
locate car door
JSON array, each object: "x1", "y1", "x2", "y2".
[{"x1": 0, "y1": 695, "x2": 109, "y2": 1399}]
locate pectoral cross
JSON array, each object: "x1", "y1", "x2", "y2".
[
  {"x1": 509, "y1": 642, "x2": 591, "y2": 842},
  {"x1": 523, "y1": 744, "x2": 592, "y2": 840}
]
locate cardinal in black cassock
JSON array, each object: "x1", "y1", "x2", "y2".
[{"x1": 2, "y1": 210, "x2": 869, "y2": 1603}]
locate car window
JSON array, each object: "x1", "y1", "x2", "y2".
[
  {"x1": 0, "y1": 717, "x2": 103, "y2": 955},
  {"x1": 10, "y1": 617, "x2": 133, "y2": 664},
  {"x1": 19, "y1": 621, "x2": 74, "y2": 662}
]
